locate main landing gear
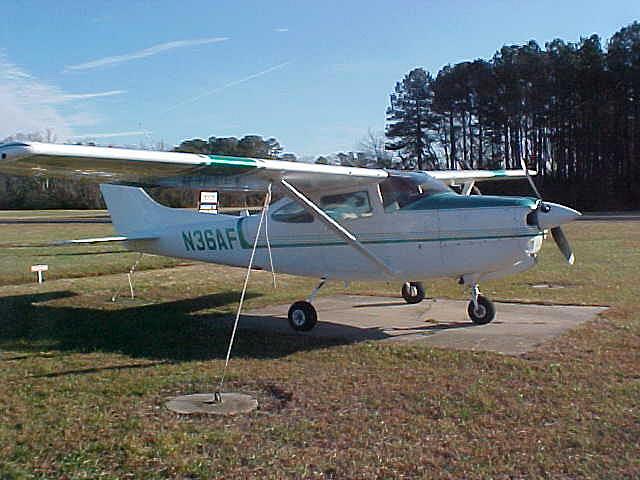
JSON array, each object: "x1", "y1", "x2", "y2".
[{"x1": 287, "y1": 278, "x2": 326, "y2": 332}]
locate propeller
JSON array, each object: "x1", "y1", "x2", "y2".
[
  {"x1": 550, "y1": 226, "x2": 575, "y2": 265},
  {"x1": 520, "y1": 158, "x2": 542, "y2": 199},
  {"x1": 519, "y1": 156, "x2": 577, "y2": 265}
]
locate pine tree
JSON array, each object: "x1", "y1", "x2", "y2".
[{"x1": 385, "y1": 68, "x2": 441, "y2": 170}]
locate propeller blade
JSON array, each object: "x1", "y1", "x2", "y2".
[
  {"x1": 519, "y1": 157, "x2": 542, "y2": 199},
  {"x1": 551, "y1": 226, "x2": 575, "y2": 265}
]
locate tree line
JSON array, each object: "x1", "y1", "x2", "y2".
[
  {"x1": 385, "y1": 22, "x2": 640, "y2": 209},
  {"x1": 1, "y1": 22, "x2": 637, "y2": 210}
]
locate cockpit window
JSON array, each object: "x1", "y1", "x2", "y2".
[
  {"x1": 271, "y1": 190, "x2": 372, "y2": 223},
  {"x1": 380, "y1": 171, "x2": 450, "y2": 212},
  {"x1": 271, "y1": 201, "x2": 313, "y2": 223},
  {"x1": 319, "y1": 191, "x2": 372, "y2": 220}
]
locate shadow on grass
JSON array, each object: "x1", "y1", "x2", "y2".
[
  {"x1": 0, "y1": 291, "x2": 354, "y2": 361},
  {"x1": 31, "y1": 361, "x2": 171, "y2": 378}
]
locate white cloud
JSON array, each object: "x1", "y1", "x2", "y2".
[
  {"x1": 68, "y1": 130, "x2": 152, "y2": 139},
  {"x1": 274, "y1": 28, "x2": 289, "y2": 32},
  {"x1": 0, "y1": 55, "x2": 73, "y2": 139},
  {"x1": 0, "y1": 53, "x2": 124, "y2": 141},
  {"x1": 65, "y1": 37, "x2": 230, "y2": 71},
  {"x1": 65, "y1": 112, "x2": 103, "y2": 128}
]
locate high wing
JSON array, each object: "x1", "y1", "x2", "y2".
[
  {"x1": 0, "y1": 142, "x2": 387, "y2": 192},
  {"x1": 0, "y1": 142, "x2": 535, "y2": 193},
  {"x1": 429, "y1": 169, "x2": 536, "y2": 185},
  {"x1": 428, "y1": 169, "x2": 535, "y2": 195}
]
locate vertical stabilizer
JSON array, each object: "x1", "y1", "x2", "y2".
[
  {"x1": 100, "y1": 184, "x2": 203, "y2": 235},
  {"x1": 100, "y1": 184, "x2": 165, "y2": 234}
]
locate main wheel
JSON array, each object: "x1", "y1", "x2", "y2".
[
  {"x1": 287, "y1": 301, "x2": 318, "y2": 332},
  {"x1": 401, "y1": 281, "x2": 425, "y2": 304},
  {"x1": 467, "y1": 295, "x2": 496, "y2": 325}
]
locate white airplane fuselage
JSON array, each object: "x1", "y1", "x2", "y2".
[{"x1": 108, "y1": 184, "x2": 551, "y2": 283}]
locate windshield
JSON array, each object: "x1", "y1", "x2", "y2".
[{"x1": 380, "y1": 171, "x2": 451, "y2": 211}]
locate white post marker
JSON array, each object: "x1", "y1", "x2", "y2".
[{"x1": 30, "y1": 264, "x2": 48, "y2": 284}]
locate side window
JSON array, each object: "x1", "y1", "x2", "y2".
[
  {"x1": 379, "y1": 177, "x2": 421, "y2": 212},
  {"x1": 319, "y1": 191, "x2": 372, "y2": 220},
  {"x1": 271, "y1": 201, "x2": 313, "y2": 223},
  {"x1": 271, "y1": 191, "x2": 373, "y2": 223}
]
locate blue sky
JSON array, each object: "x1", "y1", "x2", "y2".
[{"x1": 1, "y1": 0, "x2": 638, "y2": 157}]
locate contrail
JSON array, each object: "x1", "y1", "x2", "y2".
[
  {"x1": 55, "y1": 90, "x2": 127, "y2": 101},
  {"x1": 68, "y1": 130, "x2": 152, "y2": 139},
  {"x1": 162, "y1": 60, "x2": 293, "y2": 114},
  {"x1": 65, "y1": 37, "x2": 229, "y2": 71}
]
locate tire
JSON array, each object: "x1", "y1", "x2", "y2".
[
  {"x1": 287, "y1": 301, "x2": 318, "y2": 332},
  {"x1": 467, "y1": 295, "x2": 496, "y2": 325},
  {"x1": 401, "y1": 281, "x2": 425, "y2": 304}
]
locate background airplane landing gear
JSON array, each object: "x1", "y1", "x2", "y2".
[
  {"x1": 402, "y1": 281, "x2": 425, "y2": 304},
  {"x1": 468, "y1": 293, "x2": 495, "y2": 324},
  {"x1": 287, "y1": 301, "x2": 318, "y2": 331}
]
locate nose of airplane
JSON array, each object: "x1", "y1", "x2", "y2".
[{"x1": 536, "y1": 202, "x2": 582, "y2": 229}]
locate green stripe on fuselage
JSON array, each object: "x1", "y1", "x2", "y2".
[
  {"x1": 242, "y1": 232, "x2": 542, "y2": 249},
  {"x1": 236, "y1": 213, "x2": 541, "y2": 249}
]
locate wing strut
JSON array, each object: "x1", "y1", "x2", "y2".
[
  {"x1": 279, "y1": 179, "x2": 398, "y2": 278},
  {"x1": 461, "y1": 181, "x2": 476, "y2": 196}
]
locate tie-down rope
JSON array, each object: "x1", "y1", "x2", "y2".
[{"x1": 216, "y1": 183, "x2": 274, "y2": 397}]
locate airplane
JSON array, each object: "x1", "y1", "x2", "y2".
[{"x1": 0, "y1": 141, "x2": 581, "y2": 332}]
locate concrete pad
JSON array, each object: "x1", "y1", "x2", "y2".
[
  {"x1": 166, "y1": 393, "x2": 258, "y2": 415},
  {"x1": 236, "y1": 295, "x2": 607, "y2": 355}
]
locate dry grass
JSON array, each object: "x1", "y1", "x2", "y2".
[
  {"x1": 0, "y1": 222, "x2": 181, "y2": 286},
  {"x1": 0, "y1": 217, "x2": 639, "y2": 479}
]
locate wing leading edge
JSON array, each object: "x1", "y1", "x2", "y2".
[
  {"x1": 429, "y1": 169, "x2": 536, "y2": 185},
  {"x1": 0, "y1": 142, "x2": 388, "y2": 192},
  {"x1": 0, "y1": 142, "x2": 533, "y2": 193}
]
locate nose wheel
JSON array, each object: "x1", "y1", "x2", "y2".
[
  {"x1": 402, "y1": 281, "x2": 425, "y2": 304},
  {"x1": 468, "y1": 285, "x2": 495, "y2": 324}
]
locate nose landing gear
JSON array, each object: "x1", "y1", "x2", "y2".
[
  {"x1": 468, "y1": 284, "x2": 495, "y2": 324},
  {"x1": 401, "y1": 281, "x2": 425, "y2": 304}
]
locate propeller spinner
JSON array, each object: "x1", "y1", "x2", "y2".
[{"x1": 520, "y1": 157, "x2": 581, "y2": 264}]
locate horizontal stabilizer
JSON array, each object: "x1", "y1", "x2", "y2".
[{"x1": 49, "y1": 233, "x2": 159, "y2": 246}]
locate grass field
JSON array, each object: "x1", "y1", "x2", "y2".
[{"x1": 0, "y1": 215, "x2": 639, "y2": 479}]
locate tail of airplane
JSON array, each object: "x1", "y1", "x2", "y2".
[{"x1": 100, "y1": 184, "x2": 202, "y2": 236}]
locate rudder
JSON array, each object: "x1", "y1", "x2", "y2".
[{"x1": 100, "y1": 184, "x2": 168, "y2": 234}]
